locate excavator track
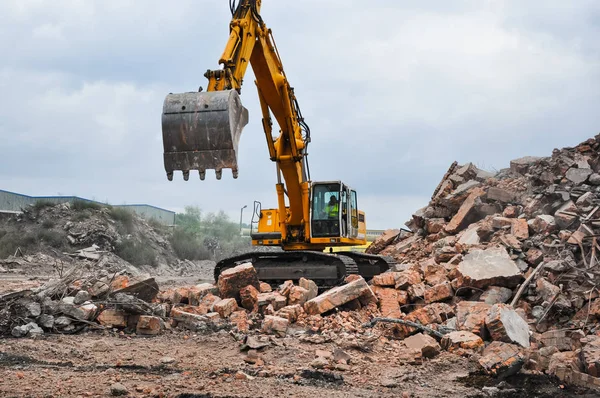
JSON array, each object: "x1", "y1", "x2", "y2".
[
  {"x1": 214, "y1": 251, "x2": 359, "y2": 289},
  {"x1": 336, "y1": 252, "x2": 396, "y2": 280}
]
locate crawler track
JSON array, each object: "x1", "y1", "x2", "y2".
[{"x1": 214, "y1": 251, "x2": 391, "y2": 288}]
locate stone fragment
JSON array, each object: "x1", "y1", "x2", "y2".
[
  {"x1": 485, "y1": 304, "x2": 530, "y2": 348},
  {"x1": 456, "y1": 301, "x2": 491, "y2": 336},
  {"x1": 566, "y1": 168, "x2": 592, "y2": 185},
  {"x1": 259, "y1": 282, "x2": 272, "y2": 293},
  {"x1": 536, "y1": 278, "x2": 571, "y2": 310},
  {"x1": 526, "y1": 249, "x2": 544, "y2": 266},
  {"x1": 11, "y1": 322, "x2": 43, "y2": 338},
  {"x1": 188, "y1": 283, "x2": 219, "y2": 306},
  {"x1": 404, "y1": 333, "x2": 441, "y2": 358},
  {"x1": 581, "y1": 336, "x2": 600, "y2": 377},
  {"x1": 394, "y1": 270, "x2": 422, "y2": 290},
  {"x1": 229, "y1": 310, "x2": 249, "y2": 332},
  {"x1": 511, "y1": 219, "x2": 529, "y2": 240},
  {"x1": 73, "y1": 290, "x2": 91, "y2": 305},
  {"x1": 60, "y1": 298, "x2": 97, "y2": 321},
  {"x1": 261, "y1": 315, "x2": 288, "y2": 337},
  {"x1": 366, "y1": 228, "x2": 400, "y2": 254},
  {"x1": 576, "y1": 192, "x2": 595, "y2": 207},
  {"x1": 445, "y1": 188, "x2": 486, "y2": 234},
  {"x1": 344, "y1": 274, "x2": 362, "y2": 283},
  {"x1": 299, "y1": 278, "x2": 318, "y2": 300},
  {"x1": 426, "y1": 218, "x2": 446, "y2": 234},
  {"x1": 510, "y1": 156, "x2": 540, "y2": 174},
  {"x1": 441, "y1": 331, "x2": 484, "y2": 353},
  {"x1": 589, "y1": 173, "x2": 600, "y2": 185},
  {"x1": 257, "y1": 292, "x2": 287, "y2": 312},
  {"x1": 213, "y1": 298, "x2": 238, "y2": 318},
  {"x1": 288, "y1": 286, "x2": 309, "y2": 306},
  {"x1": 503, "y1": 206, "x2": 518, "y2": 218},
  {"x1": 37, "y1": 314, "x2": 54, "y2": 329},
  {"x1": 97, "y1": 309, "x2": 127, "y2": 328},
  {"x1": 530, "y1": 215, "x2": 557, "y2": 235},
  {"x1": 480, "y1": 286, "x2": 513, "y2": 305},
  {"x1": 492, "y1": 217, "x2": 513, "y2": 229},
  {"x1": 458, "y1": 226, "x2": 480, "y2": 245},
  {"x1": 333, "y1": 348, "x2": 351, "y2": 364},
  {"x1": 310, "y1": 356, "x2": 329, "y2": 369},
  {"x1": 456, "y1": 247, "x2": 522, "y2": 289},
  {"x1": 239, "y1": 285, "x2": 259, "y2": 311},
  {"x1": 487, "y1": 187, "x2": 516, "y2": 203},
  {"x1": 304, "y1": 277, "x2": 374, "y2": 315},
  {"x1": 478, "y1": 341, "x2": 524, "y2": 377},
  {"x1": 424, "y1": 263, "x2": 448, "y2": 286},
  {"x1": 110, "y1": 383, "x2": 128, "y2": 396},
  {"x1": 539, "y1": 329, "x2": 585, "y2": 352},
  {"x1": 217, "y1": 262, "x2": 260, "y2": 300},
  {"x1": 548, "y1": 350, "x2": 582, "y2": 375},
  {"x1": 424, "y1": 282, "x2": 454, "y2": 303},
  {"x1": 112, "y1": 277, "x2": 159, "y2": 303},
  {"x1": 54, "y1": 316, "x2": 71, "y2": 328},
  {"x1": 528, "y1": 346, "x2": 559, "y2": 371},
  {"x1": 136, "y1": 315, "x2": 162, "y2": 335}
]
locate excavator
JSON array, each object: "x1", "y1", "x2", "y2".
[{"x1": 161, "y1": 0, "x2": 394, "y2": 287}]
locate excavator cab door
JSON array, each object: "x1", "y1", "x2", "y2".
[{"x1": 310, "y1": 182, "x2": 341, "y2": 238}]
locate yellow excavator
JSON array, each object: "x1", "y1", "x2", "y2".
[{"x1": 161, "y1": 0, "x2": 393, "y2": 287}]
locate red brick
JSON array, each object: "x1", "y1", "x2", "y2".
[
  {"x1": 424, "y1": 282, "x2": 454, "y2": 303},
  {"x1": 304, "y1": 277, "x2": 374, "y2": 315},
  {"x1": 478, "y1": 341, "x2": 524, "y2": 377},
  {"x1": 395, "y1": 270, "x2": 422, "y2": 290},
  {"x1": 217, "y1": 263, "x2": 260, "y2": 300},
  {"x1": 441, "y1": 331, "x2": 484, "y2": 353},
  {"x1": 240, "y1": 285, "x2": 259, "y2": 311},
  {"x1": 456, "y1": 301, "x2": 491, "y2": 336},
  {"x1": 511, "y1": 219, "x2": 529, "y2": 240},
  {"x1": 373, "y1": 288, "x2": 402, "y2": 318},
  {"x1": 97, "y1": 309, "x2": 127, "y2": 328},
  {"x1": 261, "y1": 315, "x2": 288, "y2": 337},
  {"x1": 213, "y1": 298, "x2": 238, "y2": 318},
  {"x1": 445, "y1": 187, "x2": 486, "y2": 234}
]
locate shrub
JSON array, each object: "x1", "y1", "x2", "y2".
[
  {"x1": 169, "y1": 228, "x2": 211, "y2": 261},
  {"x1": 0, "y1": 232, "x2": 37, "y2": 258},
  {"x1": 72, "y1": 199, "x2": 102, "y2": 211},
  {"x1": 41, "y1": 219, "x2": 55, "y2": 229},
  {"x1": 109, "y1": 208, "x2": 135, "y2": 234},
  {"x1": 32, "y1": 200, "x2": 55, "y2": 212},
  {"x1": 115, "y1": 238, "x2": 158, "y2": 267},
  {"x1": 36, "y1": 229, "x2": 65, "y2": 249}
]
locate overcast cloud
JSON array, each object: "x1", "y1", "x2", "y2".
[{"x1": 1, "y1": 0, "x2": 599, "y2": 229}]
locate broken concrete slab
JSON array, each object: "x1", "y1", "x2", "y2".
[
  {"x1": 487, "y1": 187, "x2": 516, "y2": 204},
  {"x1": 445, "y1": 187, "x2": 486, "y2": 234},
  {"x1": 304, "y1": 277, "x2": 374, "y2": 315},
  {"x1": 566, "y1": 168, "x2": 592, "y2": 185},
  {"x1": 480, "y1": 286, "x2": 513, "y2": 305},
  {"x1": 510, "y1": 156, "x2": 540, "y2": 174},
  {"x1": 456, "y1": 247, "x2": 523, "y2": 289},
  {"x1": 485, "y1": 303, "x2": 530, "y2": 348},
  {"x1": 403, "y1": 333, "x2": 441, "y2": 358}
]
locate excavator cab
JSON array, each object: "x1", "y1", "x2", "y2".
[
  {"x1": 310, "y1": 181, "x2": 361, "y2": 241},
  {"x1": 161, "y1": 90, "x2": 248, "y2": 181}
]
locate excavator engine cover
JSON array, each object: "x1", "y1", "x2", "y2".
[{"x1": 162, "y1": 90, "x2": 248, "y2": 180}]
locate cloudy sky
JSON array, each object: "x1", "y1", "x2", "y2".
[{"x1": 1, "y1": 0, "x2": 599, "y2": 229}]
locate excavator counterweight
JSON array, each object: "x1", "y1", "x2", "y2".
[{"x1": 162, "y1": 90, "x2": 248, "y2": 180}]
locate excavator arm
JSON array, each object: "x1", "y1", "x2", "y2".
[{"x1": 162, "y1": 0, "x2": 312, "y2": 243}]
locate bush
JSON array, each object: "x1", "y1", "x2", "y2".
[
  {"x1": 0, "y1": 232, "x2": 36, "y2": 258},
  {"x1": 72, "y1": 199, "x2": 102, "y2": 211},
  {"x1": 109, "y1": 208, "x2": 135, "y2": 234},
  {"x1": 115, "y1": 238, "x2": 158, "y2": 267},
  {"x1": 41, "y1": 219, "x2": 55, "y2": 229},
  {"x1": 36, "y1": 229, "x2": 65, "y2": 249},
  {"x1": 32, "y1": 200, "x2": 55, "y2": 212},
  {"x1": 169, "y1": 228, "x2": 211, "y2": 261}
]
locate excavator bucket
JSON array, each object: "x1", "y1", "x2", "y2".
[{"x1": 161, "y1": 90, "x2": 248, "y2": 181}]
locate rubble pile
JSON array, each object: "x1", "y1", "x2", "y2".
[
  {"x1": 0, "y1": 202, "x2": 214, "y2": 277},
  {"x1": 363, "y1": 134, "x2": 600, "y2": 385}
]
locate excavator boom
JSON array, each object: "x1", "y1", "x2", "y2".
[{"x1": 161, "y1": 0, "x2": 394, "y2": 285}]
